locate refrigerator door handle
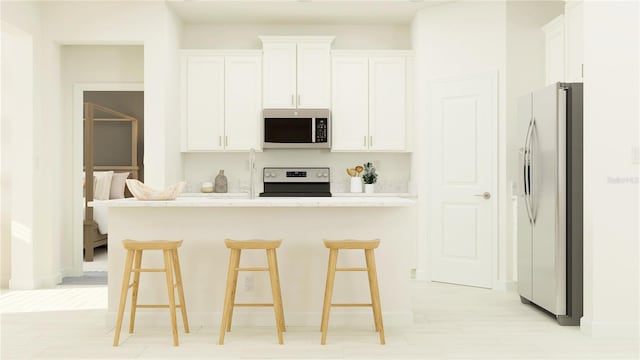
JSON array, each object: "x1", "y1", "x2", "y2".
[
  {"x1": 523, "y1": 117, "x2": 534, "y2": 224},
  {"x1": 528, "y1": 118, "x2": 538, "y2": 223}
]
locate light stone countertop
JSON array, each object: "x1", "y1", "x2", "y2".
[{"x1": 90, "y1": 195, "x2": 416, "y2": 208}]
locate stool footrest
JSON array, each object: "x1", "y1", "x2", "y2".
[
  {"x1": 236, "y1": 267, "x2": 269, "y2": 271},
  {"x1": 331, "y1": 303, "x2": 373, "y2": 307},
  {"x1": 335, "y1": 267, "x2": 368, "y2": 271},
  {"x1": 136, "y1": 304, "x2": 183, "y2": 309},
  {"x1": 234, "y1": 303, "x2": 274, "y2": 307},
  {"x1": 132, "y1": 268, "x2": 166, "y2": 272}
]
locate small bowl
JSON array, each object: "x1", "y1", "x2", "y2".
[{"x1": 126, "y1": 179, "x2": 186, "y2": 200}]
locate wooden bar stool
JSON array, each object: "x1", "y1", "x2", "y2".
[
  {"x1": 320, "y1": 239, "x2": 385, "y2": 345},
  {"x1": 113, "y1": 240, "x2": 189, "y2": 347},
  {"x1": 219, "y1": 239, "x2": 285, "y2": 345}
]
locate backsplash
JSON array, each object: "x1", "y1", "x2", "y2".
[{"x1": 182, "y1": 151, "x2": 413, "y2": 194}]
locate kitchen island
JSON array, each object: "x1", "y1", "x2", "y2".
[{"x1": 93, "y1": 196, "x2": 416, "y2": 328}]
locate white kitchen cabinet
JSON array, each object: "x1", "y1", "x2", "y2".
[
  {"x1": 331, "y1": 56, "x2": 369, "y2": 151},
  {"x1": 369, "y1": 57, "x2": 406, "y2": 151},
  {"x1": 183, "y1": 56, "x2": 225, "y2": 151},
  {"x1": 261, "y1": 36, "x2": 334, "y2": 109},
  {"x1": 564, "y1": 1, "x2": 583, "y2": 82},
  {"x1": 181, "y1": 51, "x2": 262, "y2": 152},
  {"x1": 543, "y1": 15, "x2": 565, "y2": 86},
  {"x1": 331, "y1": 53, "x2": 408, "y2": 152},
  {"x1": 224, "y1": 56, "x2": 262, "y2": 151}
]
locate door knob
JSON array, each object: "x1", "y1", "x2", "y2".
[{"x1": 474, "y1": 192, "x2": 491, "y2": 200}]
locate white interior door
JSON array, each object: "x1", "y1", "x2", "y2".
[{"x1": 428, "y1": 74, "x2": 497, "y2": 289}]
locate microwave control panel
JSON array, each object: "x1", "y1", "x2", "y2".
[{"x1": 316, "y1": 118, "x2": 328, "y2": 143}]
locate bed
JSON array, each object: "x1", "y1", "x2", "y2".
[{"x1": 83, "y1": 102, "x2": 139, "y2": 261}]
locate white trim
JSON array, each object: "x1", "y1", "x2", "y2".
[
  {"x1": 258, "y1": 35, "x2": 335, "y2": 44},
  {"x1": 581, "y1": 317, "x2": 640, "y2": 338},
  {"x1": 331, "y1": 49, "x2": 414, "y2": 57},
  {"x1": 493, "y1": 280, "x2": 518, "y2": 292},
  {"x1": 179, "y1": 49, "x2": 263, "y2": 57},
  {"x1": 71, "y1": 83, "x2": 144, "y2": 277}
]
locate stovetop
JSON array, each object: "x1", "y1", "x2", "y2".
[{"x1": 260, "y1": 167, "x2": 331, "y2": 197}]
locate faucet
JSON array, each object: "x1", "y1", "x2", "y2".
[{"x1": 249, "y1": 148, "x2": 256, "y2": 199}]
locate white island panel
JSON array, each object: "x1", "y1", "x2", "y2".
[{"x1": 106, "y1": 204, "x2": 416, "y2": 328}]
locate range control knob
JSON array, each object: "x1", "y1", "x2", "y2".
[{"x1": 317, "y1": 172, "x2": 323, "y2": 177}]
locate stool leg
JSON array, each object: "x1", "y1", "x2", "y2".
[
  {"x1": 226, "y1": 249, "x2": 241, "y2": 332},
  {"x1": 163, "y1": 249, "x2": 179, "y2": 346},
  {"x1": 129, "y1": 249, "x2": 143, "y2": 334},
  {"x1": 320, "y1": 248, "x2": 338, "y2": 345},
  {"x1": 266, "y1": 248, "x2": 284, "y2": 344},
  {"x1": 365, "y1": 249, "x2": 385, "y2": 345},
  {"x1": 113, "y1": 249, "x2": 135, "y2": 346},
  {"x1": 272, "y1": 249, "x2": 286, "y2": 332},
  {"x1": 171, "y1": 248, "x2": 190, "y2": 333},
  {"x1": 219, "y1": 248, "x2": 240, "y2": 345}
]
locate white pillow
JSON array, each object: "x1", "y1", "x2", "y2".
[
  {"x1": 110, "y1": 172, "x2": 130, "y2": 199},
  {"x1": 93, "y1": 171, "x2": 114, "y2": 200}
]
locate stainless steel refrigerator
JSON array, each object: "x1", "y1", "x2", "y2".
[{"x1": 517, "y1": 82, "x2": 583, "y2": 325}]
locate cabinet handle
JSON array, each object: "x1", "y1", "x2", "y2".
[
  {"x1": 370, "y1": 136, "x2": 373, "y2": 147},
  {"x1": 225, "y1": 136, "x2": 228, "y2": 147},
  {"x1": 297, "y1": 94, "x2": 301, "y2": 106},
  {"x1": 581, "y1": 64, "x2": 584, "y2": 78},
  {"x1": 219, "y1": 136, "x2": 222, "y2": 147},
  {"x1": 364, "y1": 136, "x2": 367, "y2": 147},
  {"x1": 291, "y1": 94, "x2": 294, "y2": 105}
]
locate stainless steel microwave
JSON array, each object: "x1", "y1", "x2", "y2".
[{"x1": 263, "y1": 109, "x2": 331, "y2": 149}]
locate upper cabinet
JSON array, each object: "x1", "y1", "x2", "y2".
[
  {"x1": 260, "y1": 36, "x2": 334, "y2": 109},
  {"x1": 181, "y1": 51, "x2": 262, "y2": 152},
  {"x1": 542, "y1": 2, "x2": 583, "y2": 85},
  {"x1": 331, "y1": 51, "x2": 411, "y2": 152},
  {"x1": 564, "y1": 1, "x2": 583, "y2": 82}
]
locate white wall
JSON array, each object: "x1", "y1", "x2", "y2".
[
  {"x1": 582, "y1": 1, "x2": 639, "y2": 338},
  {"x1": 183, "y1": 24, "x2": 410, "y2": 49},
  {"x1": 505, "y1": 1, "x2": 564, "y2": 281},
  {"x1": 411, "y1": 1, "x2": 508, "y2": 285},
  {"x1": 60, "y1": 45, "x2": 144, "y2": 276}
]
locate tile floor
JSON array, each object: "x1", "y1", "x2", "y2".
[{"x1": 1, "y1": 281, "x2": 638, "y2": 359}]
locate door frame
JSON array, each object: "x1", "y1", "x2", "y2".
[
  {"x1": 70, "y1": 83, "x2": 144, "y2": 276},
  {"x1": 423, "y1": 72, "x2": 499, "y2": 289}
]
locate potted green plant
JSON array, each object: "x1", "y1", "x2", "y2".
[{"x1": 362, "y1": 162, "x2": 377, "y2": 193}]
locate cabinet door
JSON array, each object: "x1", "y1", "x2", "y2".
[
  {"x1": 564, "y1": 2, "x2": 583, "y2": 82},
  {"x1": 369, "y1": 57, "x2": 406, "y2": 151},
  {"x1": 297, "y1": 42, "x2": 331, "y2": 108},
  {"x1": 331, "y1": 56, "x2": 369, "y2": 151},
  {"x1": 262, "y1": 43, "x2": 296, "y2": 109},
  {"x1": 185, "y1": 56, "x2": 225, "y2": 151},
  {"x1": 225, "y1": 56, "x2": 262, "y2": 151},
  {"x1": 543, "y1": 15, "x2": 565, "y2": 85}
]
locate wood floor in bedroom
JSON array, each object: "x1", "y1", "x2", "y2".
[{"x1": 1, "y1": 281, "x2": 637, "y2": 359}]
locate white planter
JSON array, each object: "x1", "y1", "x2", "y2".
[
  {"x1": 350, "y1": 177, "x2": 363, "y2": 193},
  {"x1": 364, "y1": 184, "x2": 375, "y2": 194}
]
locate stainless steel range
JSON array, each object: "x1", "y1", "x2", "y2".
[{"x1": 260, "y1": 167, "x2": 331, "y2": 197}]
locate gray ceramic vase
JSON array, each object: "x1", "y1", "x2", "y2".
[{"x1": 215, "y1": 170, "x2": 228, "y2": 193}]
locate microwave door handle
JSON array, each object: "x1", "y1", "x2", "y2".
[{"x1": 311, "y1": 117, "x2": 316, "y2": 143}]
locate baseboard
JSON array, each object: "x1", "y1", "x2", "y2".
[
  {"x1": 105, "y1": 310, "x2": 414, "y2": 329},
  {"x1": 581, "y1": 317, "x2": 640, "y2": 338},
  {"x1": 61, "y1": 267, "x2": 83, "y2": 278},
  {"x1": 493, "y1": 280, "x2": 517, "y2": 292},
  {"x1": 414, "y1": 270, "x2": 429, "y2": 281},
  {"x1": 9, "y1": 272, "x2": 62, "y2": 289},
  {"x1": 1, "y1": 274, "x2": 10, "y2": 289}
]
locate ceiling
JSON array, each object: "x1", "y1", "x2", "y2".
[{"x1": 167, "y1": 0, "x2": 447, "y2": 25}]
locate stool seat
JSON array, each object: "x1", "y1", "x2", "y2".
[
  {"x1": 219, "y1": 239, "x2": 285, "y2": 345},
  {"x1": 113, "y1": 239, "x2": 189, "y2": 347},
  {"x1": 122, "y1": 239, "x2": 183, "y2": 250},
  {"x1": 323, "y1": 239, "x2": 380, "y2": 250},
  {"x1": 321, "y1": 238, "x2": 385, "y2": 345},
  {"x1": 224, "y1": 239, "x2": 282, "y2": 250}
]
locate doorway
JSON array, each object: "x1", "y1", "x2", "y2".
[
  {"x1": 427, "y1": 73, "x2": 498, "y2": 289},
  {"x1": 71, "y1": 84, "x2": 144, "y2": 277}
]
